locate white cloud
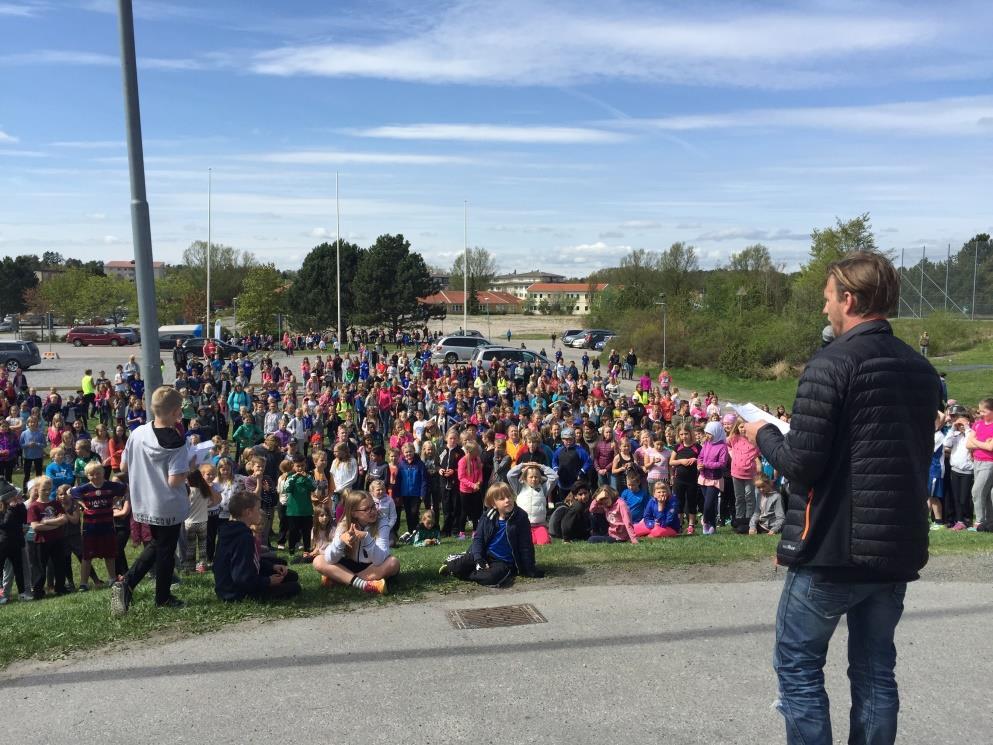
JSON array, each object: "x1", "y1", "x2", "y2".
[
  {"x1": 0, "y1": 49, "x2": 207, "y2": 71},
  {"x1": 695, "y1": 227, "x2": 808, "y2": 242},
  {"x1": 352, "y1": 123, "x2": 626, "y2": 144},
  {"x1": 0, "y1": 3, "x2": 40, "y2": 17},
  {"x1": 628, "y1": 95, "x2": 993, "y2": 136},
  {"x1": 51, "y1": 140, "x2": 123, "y2": 149},
  {"x1": 620, "y1": 219, "x2": 661, "y2": 229},
  {"x1": 244, "y1": 150, "x2": 475, "y2": 166},
  {"x1": 87, "y1": 212, "x2": 107, "y2": 220},
  {"x1": 251, "y1": 3, "x2": 935, "y2": 88},
  {"x1": 103, "y1": 235, "x2": 120, "y2": 244},
  {"x1": 0, "y1": 149, "x2": 46, "y2": 157},
  {"x1": 308, "y1": 227, "x2": 334, "y2": 239},
  {"x1": 0, "y1": 129, "x2": 18, "y2": 143}
]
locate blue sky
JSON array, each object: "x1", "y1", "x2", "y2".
[{"x1": 1, "y1": 0, "x2": 991, "y2": 274}]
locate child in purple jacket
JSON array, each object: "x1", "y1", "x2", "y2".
[{"x1": 697, "y1": 421, "x2": 729, "y2": 535}]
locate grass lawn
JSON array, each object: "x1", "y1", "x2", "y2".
[
  {"x1": 932, "y1": 340, "x2": 993, "y2": 367},
  {"x1": 2, "y1": 530, "x2": 990, "y2": 671}
]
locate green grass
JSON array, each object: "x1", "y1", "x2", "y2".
[
  {"x1": 932, "y1": 340, "x2": 993, "y2": 367},
  {"x1": 2, "y1": 531, "x2": 990, "y2": 670},
  {"x1": 663, "y1": 367, "x2": 799, "y2": 409}
]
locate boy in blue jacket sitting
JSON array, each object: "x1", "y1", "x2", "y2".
[
  {"x1": 214, "y1": 490, "x2": 301, "y2": 602},
  {"x1": 439, "y1": 483, "x2": 544, "y2": 587}
]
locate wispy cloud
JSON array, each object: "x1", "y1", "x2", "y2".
[
  {"x1": 243, "y1": 150, "x2": 476, "y2": 166},
  {"x1": 620, "y1": 219, "x2": 661, "y2": 229},
  {"x1": 0, "y1": 49, "x2": 209, "y2": 71},
  {"x1": 251, "y1": 2, "x2": 935, "y2": 88},
  {"x1": 0, "y1": 149, "x2": 46, "y2": 157},
  {"x1": 51, "y1": 140, "x2": 123, "y2": 149},
  {"x1": 695, "y1": 227, "x2": 808, "y2": 242},
  {"x1": 626, "y1": 96, "x2": 993, "y2": 136},
  {"x1": 351, "y1": 123, "x2": 626, "y2": 144},
  {"x1": 0, "y1": 2, "x2": 42, "y2": 17},
  {"x1": 0, "y1": 129, "x2": 18, "y2": 144}
]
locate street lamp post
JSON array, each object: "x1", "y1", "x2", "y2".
[{"x1": 655, "y1": 294, "x2": 667, "y2": 370}]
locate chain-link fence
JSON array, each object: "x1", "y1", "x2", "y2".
[{"x1": 896, "y1": 239, "x2": 992, "y2": 319}]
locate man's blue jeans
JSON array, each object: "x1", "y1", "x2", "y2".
[{"x1": 774, "y1": 567, "x2": 906, "y2": 745}]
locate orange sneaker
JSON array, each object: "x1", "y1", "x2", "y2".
[
  {"x1": 320, "y1": 575, "x2": 332, "y2": 589},
  {"x1": 363, "y1": 579, "x2": 387, "y2": 595}
]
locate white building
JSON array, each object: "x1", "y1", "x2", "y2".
[
  {"x1": 489, "y1": 269, "x2": 566, "y2": 300},
  {"x1": 105, "y1": 260, "x2": 166, "y2": 280}
]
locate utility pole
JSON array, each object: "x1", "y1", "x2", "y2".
[
  {"x1": 655, "y1": 294, "x2": 667, "y2": 370},
  {"x1": 972, "y1": 239, "x2": 979, "y2": 321},
  {"x1": 336, "y1": 171, "x2": 342, "y2": 350},
  {"x1": 463, "y1": 200, "x2": 468, "y2": 333},
  {"x1": 116, "y1": 0, "x2": 161, "y2": 404},
  {"x1": 206, "y1": 167, "x2": 212, "y2": 339}
]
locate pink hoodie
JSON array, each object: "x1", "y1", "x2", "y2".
[{"x1": 729, "y1": 436, "x2": 760, "y2": 480}]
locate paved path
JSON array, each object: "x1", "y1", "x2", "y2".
[{"x1": 3, "y1": 576, "x2": 991, "y2": 744}]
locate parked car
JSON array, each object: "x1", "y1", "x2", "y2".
[
  {"x1": 0, "y1": 321, "x2": 12, "y2": 333},
  {"x1": 66, "y1": 326, "x2": 132, "y2": 347},
  {"x1": 430, "y1": 335, "x2": 491, "y2": 364},
  {"x1": 593, "y1": 334, "x2": 616, "y2": 351},
  {"x1": 571, "y1": 329, "x2": 616, "y2": 348},
  {"x1": 561, "y1": 329, "x2": 586, "y2": 345},
  {"x1": 112, "y1": 326, "x2": 140, "y2": 344},
  {"x1": 0, "y1": 340, "x2": 41, "y2": 371},
  {"x1": 181, "y1": 337, "x2": 247, "y2": 360},
  {"x1": 159, "y1": 332, "x2": 195, "y2": 350},
  {"x1": 469, "y1": 345, "x2": 550, "y2": 381}
]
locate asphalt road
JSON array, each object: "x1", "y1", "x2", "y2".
[{"x1": 2, "y1": 574, "x2": 991, "y2": 744}]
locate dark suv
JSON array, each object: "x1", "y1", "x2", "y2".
[
  {"x1": 181, "y1": 337, "x2": 247, "y2": 360},
  {"x1": 0, "y1": 340, "x2": 42, "y2": 371},
  {"x1": 66, "y1": 326, "x2": 132, "y2": 347}
]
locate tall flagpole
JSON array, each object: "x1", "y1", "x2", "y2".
[
  {"x1": 336, "y1": 171, "x2": 341, "y2": 349},
  {"x1": 206, "y1": 167, "x2": 212, "y2": 339},
  {"x1": 463, "y1": 200, "x2": 468, "y2": 332},
  {"x1": 116, "y1": 0, "x2": 161, "y2": 403}
]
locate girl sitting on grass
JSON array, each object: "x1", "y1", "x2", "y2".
[
  {"x1": 312, "y1": 489, "x2": 399, "y2": 595},
  {"x1": 588, "y1": 485, "x2": 638, "y2": 544},
  {"x1": 633, "y1": 481, "x2": 681, "y2": 539},
  {"x1": 439, "y1": 483, "x2": 543, "y2": 587}
]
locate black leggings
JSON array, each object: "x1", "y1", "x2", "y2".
[
  {"x1": 30, "y1": 539, "x2": 66, "y2": 596},
  {"x1": 206, "y1": 513, "x2": 222, "y2": 561},
  {"x1": 22, "y1": 458, "x2": 43, "y2": 491},
  {"x1": 702, "y1": 484, "x2": 721, "y2": 528},
  {"x1": 458, "y1": 490, "x2": 483, "y2": 534},
  {"x1": 285, "y1": 515, "x2": 312, "y2": 552},
  {"x1": 949, "y1": 471, "x2": 974, "y2": 524},
  {"x1": 0, "y1": 460, "x2": 14, "y2": 484},
  {"x1": 402, "y1": 495, "x2": 422, "y2": 533},
  {"x1": 446, "y1": 552, "x2": 515, "y2": 587},
  {"x1": 115, "y1": 523, "x2": 130, "y2": 575},
  {"x1": 0, "y1": 543, "x2": 25, "y2": 595}
]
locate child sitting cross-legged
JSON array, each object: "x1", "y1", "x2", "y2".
[
  {"x1": 439, "y1": 483, "x2": 544, "y2": 587},
  {"x1": 632, "y1": 481, "x2": 681, "y2": 539},
  {"x1": 213, "y1": 489, "x2": 301, "y2": 602},
  {"x1": 312, "y1": 489, "x2": 399, "y2": 595}
]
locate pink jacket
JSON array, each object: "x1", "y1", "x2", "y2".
[
  {"x1": 457, "y1": 455, "x2": 482, "y2": 493},
  {"x1": 728, "y1": 436, "x2": 760, "y2": 480},
  {"x1": 697, "y1": 441, "x2": 728, "y2": 481},
  {"x1": 590, "y1": 497, "x2": 638, "y2": 543}
]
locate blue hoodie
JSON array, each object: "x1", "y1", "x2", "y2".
[
  {"x1": 395, "y1": 455, "x2": 428, "y2": 499},
  {"x1": 642, "y1": 497, "x2": 681, "y2": 532},
  {"x1": 620, "y1": 486, "x2": 650, "y2": 524}
]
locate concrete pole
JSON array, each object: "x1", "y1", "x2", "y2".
[
  {"x1": 336, "y1": 171, "x2": 341, "y2": 348},
  {"x1": 116, "y1": 0, "x2": 161, "y2": 402},
  {"x1": 206, "y1": 168, "x2": 211, "y2": 339},
  {"x1": 463, "y1": 200, "x2": 468, "y2": 333}
]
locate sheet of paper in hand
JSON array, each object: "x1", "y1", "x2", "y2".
[{"x1": 731, "y1": 403, "x2": 790, "y2": 435}]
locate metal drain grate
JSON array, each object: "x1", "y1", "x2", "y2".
[{"x1": 449, "y1": 603, "x2": 547, "y2": 630}]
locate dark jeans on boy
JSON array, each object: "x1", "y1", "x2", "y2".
[
  {"x1": 447, "y1": 552, "x2": 514, "y2": 587},
  {"x1": 30, "y1": 539, "x2": 66, "y2": 597},
  {"x1": 123, "y1": 523, "x2": 181, "y2": 606},
  {"x1": 257, "y1": 568, "x2": 301, "y2": 600},
  {"x1": 402, "y1": 495, "x2": 422, "y2": 533}
]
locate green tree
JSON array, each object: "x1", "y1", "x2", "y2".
[
  {"x1": 793, "y1": 213, "x2": 877, "y2": 313},
  {"x1": 353, "y1": 234, "x2": 433, "y2": 332},
  {"x1": 658, "y1": 241, "x2": 699, "y2": 298},
  {"x1": 449, "y1": 246, "x2": 498, "y2": 289},
  {"x1": 41, "y1": 251, "x2": 64, "y2": 267},
  {"x1": 728, "y1": 243, "x2": 775, "y2": 273},
  {"x1": 287, "y1": 241, "x2": 363, "y2": 331},
  {"x1": 238, "y1": 264, "x2": 286, "y2": 334},
  {"x1": 466, "y1": 274, "x2": 481, "y2": 315},
  {"x1": 180, "y1": 241, "x2": 257, "y2": 309},
  {"x1": 0, "y1": 256, "x2": 40, "y2": 316},
  {"x1": 35, "y1": 268, "x2": 91, "y2": 324},
  {"x1": 155, "y1": 270, "x2": 201, "y2": 325},
  {"x1": 84, "y1": 275, "x2": 137, "y2": 323},
  {"x1": 64, "y1": 258, "x2": 105, "y2": 275}
]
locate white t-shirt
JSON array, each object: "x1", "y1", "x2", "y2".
[{"x1": 122, "y1": 423, "x2": 191, "y2": 526}]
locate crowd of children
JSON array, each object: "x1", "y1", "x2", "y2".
[{"x1": 0, "y1": 339, "x2": 986, "y2": 607}]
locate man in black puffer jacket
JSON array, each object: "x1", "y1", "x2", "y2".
[{"x1": 744, "y1": 251, "x2": 940, "y2": 745}]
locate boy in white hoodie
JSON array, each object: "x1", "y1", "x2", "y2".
[
  {"x1": 507, "y1": 461, "x2": 557, "y2": 545},
  {"x1": 111, "y1": 386, "x2": 191, "y2": 616}
]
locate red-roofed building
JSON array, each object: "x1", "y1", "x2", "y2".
[
  {"x1": 525, "y1": 282, "x2": 609, "y2": 315},
  {"x1": 105, "y1": 260, "x2": 166, "y2": 280},
  {"x1": 419, "y1": 289, "x2": 522, "y2": 315}
]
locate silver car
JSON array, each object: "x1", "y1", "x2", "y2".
[
  {"x1": 430, "y1": 335, "x2": 491, "y2": 364},
  {"x1": 0, "y1": 340, "x2": 42, "y2": 372}
]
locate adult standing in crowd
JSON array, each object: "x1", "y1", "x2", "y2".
[{"x1": 744, "y1": 251, "x2": 939, "y2": 745}]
